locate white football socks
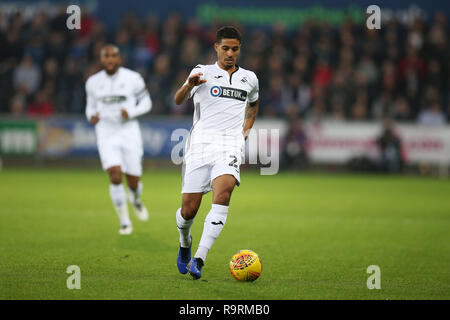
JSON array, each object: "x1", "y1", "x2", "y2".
[
  {"x1": 109, "y1": 183, "x2": 131, "y2": 227},
  {"x1": 176, "y1": 208, "x2": 194, "y2": 248},
  {"x1": 128, "y1": 181, "x2": 143, "y2": 205},
  {"x1": 195, "y1": 204, "x2": 229, "y2": 262}
]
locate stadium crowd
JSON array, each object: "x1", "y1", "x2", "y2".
[{"x1": 0, "y1": 6, "x2": 449, "y2": 125}]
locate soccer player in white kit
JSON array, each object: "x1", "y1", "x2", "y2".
[
  {"x1": 85, "y1": 45, "x2": 152, "y2": 235},
  {"x1": 174, "y1": 27, "x2": 260, "y2": 279}
]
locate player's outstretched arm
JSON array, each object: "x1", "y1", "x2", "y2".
[
  {"x1": 243, "y1": 100, "x2": 259, "y2": 140},
  {"x1": 174, "y1": 72, "x2": 206, "y2": 105}
]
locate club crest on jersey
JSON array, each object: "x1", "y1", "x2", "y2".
[{"x1": 210, "y1": 86, "x2": 247, "y2": 101}]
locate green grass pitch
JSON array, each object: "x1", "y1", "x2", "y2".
[{"x1": 0, "y1": 168, "x2": 449, "y2": 299}]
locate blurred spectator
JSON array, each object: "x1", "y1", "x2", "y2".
[
  {"x1": 392, "y1": 96, "x2": 411, "y2": 121},
  {"x1": 69, "y1": 35, "x2": 89, "y2": 60},
  {"x1": 9, "y1": 93, "x2": 26, "y2": 116},
  {"x1": 407, "y1": 17, "x2": 425, "y2": 51},
  {"x1": 179, "y1": 36, "x2": 202, "y2": 69},
  {"x1": 161, "y1": 12, "x2": 181, "y2": 51},
  {"x1": 372, "y1": 90, "x2": 394, "y2": 120},
  {"x1": 145, "y1": 14, "x2": 161, "y2": 55},
  {"x1": 119, "y1": 12, "x2": 142, "y2": 40},
  {"x1": 306, "y1": 97, "x2": 326, "y2": 122},
  {"x1": 45, "y1": 31, "x2": 67, "y2": 64},
  {"x1": 282, "y1": 117, "x2": 308, "y2": 169},
  {"x1": 26, "y1": 32, "x2": 46, "y2": 66},
  {"x1": 264, "y1": 76, "x2": 285, "y2": 116},
  {"x1": 381, "y1": 60, "x2": 397, "y2": 93},
  {"x1": 13, "y1": 55, "x2": 41, "y2": 95},
  {"x1": 60, "y1": 57, "x2": 86, "y2": 113},
  {"x1": 132, "y1": 34, "x2": 154, "y2": 69},
  {"x1": 0, "y1": 12, "x2": 7, "y2": 33},
  {"x1": 312, "y1": 58, "x2": 333, "y2": 90},
  {"x1": 27, "y1": 89, "x2": 55, "y2": 116},
  {"x1": 356, "y1": 54, "x2": 378, "y2": 86},
  {"x1": 329, "y1": 94, "x2": 346, "y2": 121},
  {"x1": 115, "y1": 29, "x2": 132, "y2": 65},
  {"x1": 1, "y1": 28, "x2": 24, "y2": 63},
  {"x1": 377, "y1": 120, "x2": 404, "y2": 173},
  {"x1": 282, "y1": 74, "x2": 311, "y2": 117},
  {"x1": 398, "y1": 45, "x2": 426, "y2": 86},
  {"x1": 148, "y1": 53, "x2": 172, "y2": 114},
  {"x1": 0, "y1": 58, "x2": 17, "y2": 112},
  {"x1": 417, "y1": 102, "x2": 447, "y2": 126},
  {"x1": 329, "y1": 68, "x2": 352, "y2": 113},
  {"x1": 351, "y1": 90, "x2": 369, "y2": 120},
  {"x1": 292, "y1": 54, "x2": 310, "y2": 80},
  {"x1": 42, "y1": 58, "x2": 60, "y2": 83},
  {"x1": 427, "y1": 59, "x2": 446, "y2": 92}
]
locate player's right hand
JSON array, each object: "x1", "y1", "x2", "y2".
[
  {"x1": 90, "y1": 114, "x2": 100, "y2": 125},
  {"x1": 187, "y1": 73, "x2": 207, "y2": 89}
]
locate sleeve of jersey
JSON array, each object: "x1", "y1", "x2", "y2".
[
  {"x1": 126, "y1": 74, "x2": 152, "y2": 119},
  {"x1": 183, "y1": 65, "x2": 204, "y2": 98},
  {"x1": 248, "y1": 74, "x2": 259, "y2": 103},
  {"x1": 85, "y1": 79, "x2": 97, "y2": 121}
]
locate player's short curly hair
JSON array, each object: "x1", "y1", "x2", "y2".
[{"x1": 216, "y1": 26, "x2": 242, "y2": 44}]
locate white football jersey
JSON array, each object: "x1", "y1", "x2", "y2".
[
  {"x1": 184, "y1": 62, "x2": 259, "y2": 145},
  {"x1": 85, "y1": 67, "x2": 151, "y2": 129}
]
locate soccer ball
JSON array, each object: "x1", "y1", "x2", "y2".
[{"x1": 229, "y1": 249, "x2": 262, "y2": 281}]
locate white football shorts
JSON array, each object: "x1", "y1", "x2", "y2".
[
  {"x1": 96, "y1": 124, "x2": 143, "y2": 176},
  {"x1": 181, "y1": 140, "x2": 244, "y2": 194}
]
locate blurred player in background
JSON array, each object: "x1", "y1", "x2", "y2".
[
  {"x1": 173, "y1": 26, "x2": 260, "y2": 279},
  {"x1": 85, "y1": 45, "x2": 152, "y2": 235}
]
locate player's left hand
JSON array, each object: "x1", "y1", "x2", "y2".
[{"x1": 121, "y1": 109, "x2": 129, "y2": 120}]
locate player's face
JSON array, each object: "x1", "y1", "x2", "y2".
[
  {"x1": 215, "y1": 38, "x2": 241, "y2": 70},
  {"x1": 100, "y1": 47, "x2": 121, "y2": 74}
]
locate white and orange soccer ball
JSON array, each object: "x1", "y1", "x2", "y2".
[{"x1": 229, "y1": 249, "x2": 262, "y2": 282}]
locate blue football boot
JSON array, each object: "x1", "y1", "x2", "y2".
[
  {"x1": 187, "y1": 257, "x2": 204, "y2": 280},
  {"x1": 177, "y1": 235, "x2": 192, "y2": 274}
]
